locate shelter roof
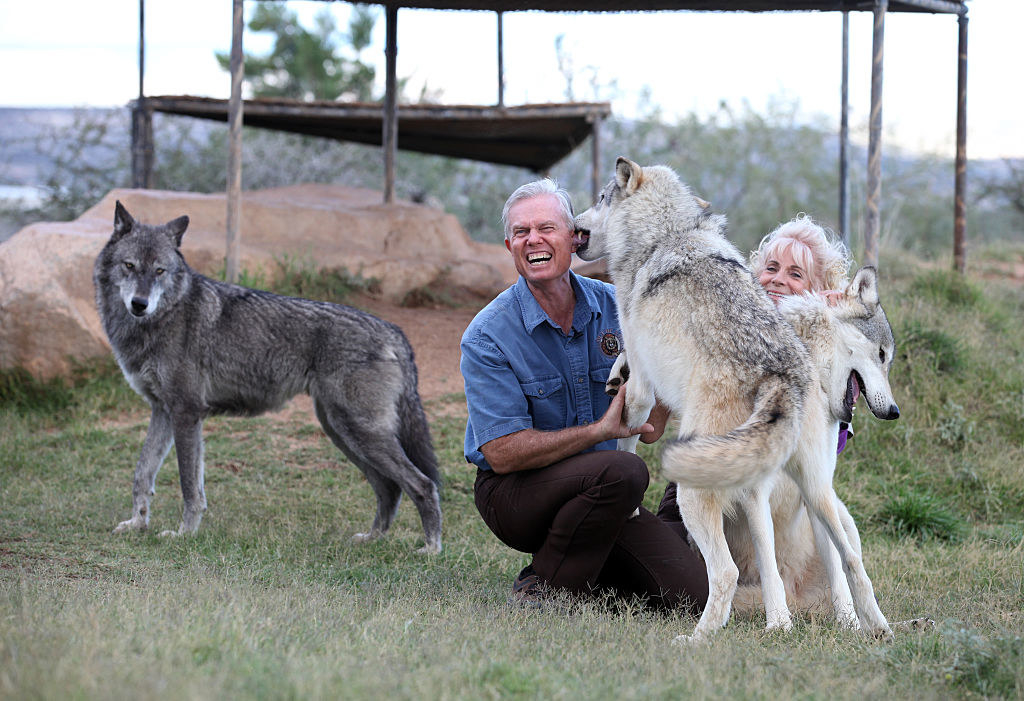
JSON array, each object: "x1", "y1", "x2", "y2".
[
  {"x1": 332, "y1": 1, "x2": 965, "y2": 14},
  {"x1": 139, "y1": 95, "x2": 612, "y2": 172}
]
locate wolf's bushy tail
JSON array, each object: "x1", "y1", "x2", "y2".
[
  {"x1": 398, "y1": 368, "x2": 441, "y2": 487},
  {"x1": 661, "y1": 375, "x2": 803, "y2": 490}
]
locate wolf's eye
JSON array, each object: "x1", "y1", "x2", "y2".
[
  {"x1": 124, "y1": 262, "x2": 134, "y2": 270},
  {"x1": 879, "y1": 347, "x2": 886, "y2": 363},
  {"x1": 155, "y1": 268, "x2": 165, "y2": 276}
]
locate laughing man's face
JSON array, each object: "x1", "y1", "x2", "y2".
[{"x1": 505, "y1": 194, "x2": 575, "y2": 287}]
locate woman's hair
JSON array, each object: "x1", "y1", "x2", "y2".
[
  {"x1": 501, "y1": 178, "x2": 575, "y2": 242},
  {"x1": 750, "y1": 213, "x2": 852, "y2": 292}
]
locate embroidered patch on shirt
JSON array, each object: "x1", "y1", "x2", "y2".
[{"x1": 597, "y1": 329, "x2": 622, "y2": 358}]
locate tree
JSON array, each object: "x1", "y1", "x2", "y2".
[{"x1": 216, "y1": 2, "x2": 377, "y2": 102}]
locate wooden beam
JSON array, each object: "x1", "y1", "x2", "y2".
[
  {"x1": 864, "y1": 0, "x2": 887, "y2": 268},
  {"x1": 383, "y1": 4, "x2": 398, "y2": 204},
  {"x1": 226, "y1": 0, "x2": 244, "y2": 284},
  {"x1": 838, "y1": 10, "x2": 850, "y2": 249},
  {"x1": 953, "y1": 10, "x2": 968, "y2": 273}
]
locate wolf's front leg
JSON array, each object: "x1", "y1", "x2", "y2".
[
  {"x1": 616, "y1": 365, "x2": 655, "y2": 455},
  {"x1": 810, "y1": 498, "x2": 859, "y2": 629},
  {"x1": 605, "y1": 351, "x2": 629, "y2": 396},
  {"x1": 162, "y1": 414, "x2": 207, "y2": 537},
  {"x1": 113, "y1": 405, "x2": 174, "y2": 534}
]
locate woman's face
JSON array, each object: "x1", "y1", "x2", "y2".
[{"x1": 758, "y1": 246, "x2": 809, "y2": 304}]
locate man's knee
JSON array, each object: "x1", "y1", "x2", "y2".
[{"x1": 595, "y1": 451, "x2": 649, "y2": 505}]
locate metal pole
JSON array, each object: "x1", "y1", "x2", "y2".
[
  {"x1": 225, "y1": 0, "x2": 244, "y2": 284},
  {"x1": 953, "y1": 11, "x2": 968, "y2": 274},
  {"x1": 383, "y1": 4, "x2": 398, "y2": 204},
  {"x1": 497, "y1": 11, "x2": 504, "y2": 108},
  {"x1": 864, "y1": 0, "x2": 887, "y2": 268},
  {"x1": 838, "y1": 10, "x2": 850, "y2": 249}
]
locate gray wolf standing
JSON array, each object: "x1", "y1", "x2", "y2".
[
  {"x1": 94, "y1": 202, "x2": 442, "y2": 554},
  {"x1": 574, "y1": 157, "x2": 893, "y2": 641},
  {"x1": 727, "y1": 272, "x2": 901, "y2": 630}
]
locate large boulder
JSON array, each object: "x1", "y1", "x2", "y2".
[{"x1": 0, "y1": 185, "x2": 514, "y2": 380}]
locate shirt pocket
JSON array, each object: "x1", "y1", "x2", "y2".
[
  {"x1": 589, "y1": 366, "x2": 615, "y2": 420},
  {"x1": 519, "y1": 376, "x2": 566, "y2": 431}
]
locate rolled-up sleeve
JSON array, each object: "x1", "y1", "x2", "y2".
[{"x1": 461, "y1": 337, "x2": 534, "y2": 460}]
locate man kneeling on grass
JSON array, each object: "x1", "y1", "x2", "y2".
[{"x1": 459, "y1": 178, "x2": 707, "y2": 611}]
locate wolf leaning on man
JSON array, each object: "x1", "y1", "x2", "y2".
[
  {"x1": 574, "y1": 157, "x2": 897, "y2": 642},
  {"x1": 94, "y1": 201, "x2": 442, "y2": 553}
]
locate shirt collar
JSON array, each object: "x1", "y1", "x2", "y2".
[{"x1": 515, "y1": 271, "x2": 601, "y2": 334}]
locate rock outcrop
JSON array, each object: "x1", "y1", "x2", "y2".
[{"x1": 0, "y1": 185, "x2": 514, "y2": 379}]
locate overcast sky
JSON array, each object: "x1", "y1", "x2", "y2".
[{"x1": 0, "y1": 0, "x2": 1020, "y2": 159}]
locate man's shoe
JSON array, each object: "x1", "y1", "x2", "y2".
[{"x1": 507, "y1": 565, "x2": 549, "y2": 609}]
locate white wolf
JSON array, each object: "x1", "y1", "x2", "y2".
[{"x1": 574, "y1": 157, "x2": 897, "y2": 642}]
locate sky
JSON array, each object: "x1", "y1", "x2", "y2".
[{"x1": 0, "y1": 0, "x2": 1021, "y2": 160}]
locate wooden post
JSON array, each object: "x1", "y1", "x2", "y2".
[
  {"x1": 953, "y1": 10, "x2": 968, "y2": 274},
  {"x1": 590, "y1": 113, "x2": 602, "y2": 205},
  {"x1": 383, "y1": 4, "x2": 398, "y2": 204},
  {"x1": 838, "y1": 10, "x2": 850, "y2": 248},
  {"x1": 225, "y1": 0, "x2": 244, "y2": 284},
  {"x1": 497, "y1": 11, "x2": 504, "y2": 108},
  {"x1": 131, "y1": 0, "x2": 153, "y2": 189},
  {"x1": 864, "y1": 0, "x2": 887, "y2": 268}
]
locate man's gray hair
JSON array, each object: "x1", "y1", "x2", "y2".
[{"x1": 501, "y1": 178, "x2": 575, "y2": 242}]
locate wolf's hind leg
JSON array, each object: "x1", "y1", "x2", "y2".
[
  {"x1": 741, "y1": 488, "x2": 792, "y2": 632},
  {"x1": 114, "y1": 405, "x2": 174, "y2": 534},
  {"x1": 351, "y1": 466, "x2": 402, "y2": 544},
  {"x1": 673, "y1": 489, "x2": 738, "y2": 644},
  {"x1": 316, "y1": 399, "x2": 442, "y2": 554}
]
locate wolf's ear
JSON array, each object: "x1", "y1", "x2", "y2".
[
  {"x1": 112, "y1": 200, "x2": 135, "y2": 242},
  {"x1": 847, "y1": 265, "x2": 879, "y2": 312},
  {"x1": 165, "y1": 215, "x2": 190, "y2": 248},
  {"x1": 614, "y1": 157, "x2": 644, "y2": 194}
]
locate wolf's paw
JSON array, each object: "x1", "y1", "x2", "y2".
[
  {"x1": 765, "y1": 613, "x2": 794, "y2": 633},
  {"x1": 672, "y1": 632, "x2": 707, "y2": 647},
  {"x1": 352, "y1": 530, "x2": 383, "y2": 544},
  {"x1": 836, "y1": 609, "x2": 861, "y2": 630},
  {"x1": 604, "y1": 360, "x2": 630, "y2": 397},
  {"x1": 158, "y1": 528, "x2": 184, "y2": 538},
  {"x1": 892, "y1": 617, "x2": 934, "y2": 633},
  {"x1": 112, "y1": 517, "x2": 147, "y2": 534},
  {"x1": 416, "y1": 542, "x2": 442, "y2": 555},
  {"x1": 869, "y1": 624, "x2": 895, "y2": 642}
]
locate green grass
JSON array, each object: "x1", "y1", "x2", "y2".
[{"x1": 2, "y1": 249, "x2": 1023, "y2": 699}]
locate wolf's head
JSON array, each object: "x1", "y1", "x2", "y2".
[
  {"x1": 573, "y1": 157, "x2": 721, "y2": 264},
  {"x1": 95, "y1": 201, "x2": 191, "y2": 322},
  {"x1": 829, "y1": 266, "x2": 899, "y2": 424}
]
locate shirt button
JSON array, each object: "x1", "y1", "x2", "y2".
[{"x1": 578, "y1": 377, "x2": 584, "y2": 383}]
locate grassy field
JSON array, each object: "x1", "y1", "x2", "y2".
[{"x1": 1, "y1": 247, "x2": 1022, "y2": 699}]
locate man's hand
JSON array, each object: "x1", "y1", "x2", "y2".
[{"x1": 480, "y1": 382, "x2": 655, "y2": 475}]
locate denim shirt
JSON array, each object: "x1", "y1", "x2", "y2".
[{"x1": 460, "y1": 272, "x2": 624, "y2": 471}]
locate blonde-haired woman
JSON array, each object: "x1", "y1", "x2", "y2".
[{"x1": 750, "y1": 213, "x2": 851, "y2": 306}]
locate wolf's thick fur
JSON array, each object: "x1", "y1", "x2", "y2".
[
  {"x1": 727, "y1": 282, "x2": 900, "y2": 627},
  {"x1": 574, "y1": 158, "x2": 896, "y2": 641},
  {"x1": 94, "y1": 202, "x2": 442, "y2": 553}
]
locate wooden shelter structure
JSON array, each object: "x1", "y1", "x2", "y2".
[{"x1": 130, "y1": 0, "x2": 969, "y2": 281}]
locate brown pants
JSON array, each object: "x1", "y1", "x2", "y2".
[{"x1": 474, "y1": 451, "x2": 707, "y2": 612}]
